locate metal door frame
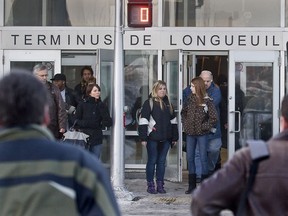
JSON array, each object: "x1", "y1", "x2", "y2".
[
  {"x1": 163, "y1": 49, "x2": 183, "y2": 182},
  {"x1": 3, "y1": 50, "x2": 61, "y2": 76},
  {"x1": 228, "y1": 51, "x2": 280, "y2": 159}
]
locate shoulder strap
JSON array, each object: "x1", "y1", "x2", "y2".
[
  {"x1": 236, "y1": 140, "x2": 269, "y2": 216},
  {"x1": 247, "y1": 140, "x2": 269, "y2": 161}
]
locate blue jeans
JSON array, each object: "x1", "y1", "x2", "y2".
[
  {"x1": 146, "y1": 140, "x2": 171, "y2": 182},
  {"x1": 186, "y1": 135, "x2": 208, "y2": 175},
  {"x1": 207, "y1": 138, "x2": 222, "y2": 172},
  {"x1": 90, "y1": 144, "x2": 103, "y2": 159},
  {"x1": 195, "y1": 138, "x2": 222, "y2": 176}
]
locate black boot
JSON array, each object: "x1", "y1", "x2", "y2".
[
  {"x1": 201, "y1": 174, "x2": 209, "y2": 182},
  {"x1": 185, "y1": 174, "x2": 196, "y2": 194}
]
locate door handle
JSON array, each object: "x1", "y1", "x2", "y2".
[{"x1": 229, "y1": 110, "x2": 241, "y2": 133}]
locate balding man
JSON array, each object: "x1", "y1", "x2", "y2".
[{"x1": 199, "y1": 70, "x2": 222, "y2": 175}]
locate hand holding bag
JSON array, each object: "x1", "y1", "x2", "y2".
[{"x1": 62, "y1": 120, "x2": 90, "y2": 150}]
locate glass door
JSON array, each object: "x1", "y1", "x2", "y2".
[
  {"x1": 163, "y1": 50, "x2": 183, "y2": 182},
  {"x1": 61, "y1": 51, "x2": 97, "y2": 90},
  {"x1": 123, "y1": 50, "x2": 158, "y2": 169},
  {"x1": 3, "y1": 50, "x2": 61, "y2": 78},
  {"x1": 98, "y1": 49, "x2": 114, "y2": 165},
  {"x1": 183, "y1": 51, "x2": 229, "y2": 166},
  {"x1": 228, "y1": 51, "x2": 280, "y2": 159},
  {"x1": 61, "y1": 50, "x2": 113, "y2": 165}
]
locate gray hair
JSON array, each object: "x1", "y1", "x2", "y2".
[
  {"x1": 200, "y1": 70, "x2": 213, "y2": 80},
  {"x1": 33, "y1": 64, "x2": 48, "y2": 75}
]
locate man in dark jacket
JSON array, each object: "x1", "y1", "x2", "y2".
[
  {"x1": 191, "y1": 94, "x2": 288, "y2": 215},
  {"x1": 0, "y1": 71, "x2": 120, "y2": 216},
  {"x1": 51, "y1": 73, "x2": 77, "y2": 128},
  {"x1": 33, "y1": 64, "x2": 67, "y2": 139}
]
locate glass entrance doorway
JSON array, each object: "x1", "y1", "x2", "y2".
[
  {"x1": 182, "y1": 51, "x2": 279, "y2": 163},
  {"x1": 181, "y1": 51, "x2": 229, "y2": 167},
  {"x1": 228, "y1": 51, "x2": 280, "y2": 158},
  {"x1": 2, "y1": 49, "x2": 279, "y2": 181},
  {"x1": 61, "y1": 50, "x2": 114, "y2": 164}
]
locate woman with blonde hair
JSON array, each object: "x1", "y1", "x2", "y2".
[
  {"x1": 138, "y1": 80, "x2": 179, "y2": 194},
  {"x1": 181, "y1": 77, "x2": 217, "y2": 194}
]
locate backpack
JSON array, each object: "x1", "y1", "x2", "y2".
[
  {"x1": 236, "y1": 140, "x2": 270, "y2": 216},
  {"x1": 136, "y1": 98, "x2": 153, "y2": 134}
]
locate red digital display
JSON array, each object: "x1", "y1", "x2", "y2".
[{"x1": 127, "y1": 2, "x2": 152, "y2": 28}]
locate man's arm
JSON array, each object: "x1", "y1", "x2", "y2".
[
  {"x1": 210, "y1": 84, "x2": 222, "y2": 107},
  {"x1": 183, "y1": 86, "x2": 191, "y2": 106}
]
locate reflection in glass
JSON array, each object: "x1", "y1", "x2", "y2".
[
  {"x1": 5, "y1": 0, "x2": 115, "y2": 26},
  {"x1": 125, "y1": 136, "x2": 147, "y2": 164},
  {"x1": 163, "y1": 0, "x2": 280, "y2": 27},
  {"x1": 237, "y1": 62, "x2": 273, "y2": 149},
  {"x1": 124, "y1": 51, "x2": 158, "y2": 132},
  {"x1": 10, "y1": 61, "x2": 54, "y2": 80},
  {"x1": 122, "y1": 50, "x2": 157, "y2": 166}
]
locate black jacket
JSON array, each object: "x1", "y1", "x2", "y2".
[
  {"x1": 138, "y1": 96, "x2": 178, "y2": 142},
  {"x1": 75, "y1": 96, "x2": 112, "y2": 145}
]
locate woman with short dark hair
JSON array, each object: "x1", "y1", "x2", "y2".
[{"x1": 74, "y1": 83, "x2": 112, "y2": 159}]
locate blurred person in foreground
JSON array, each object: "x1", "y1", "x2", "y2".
[
  {"x1": 33, "y1": 64, "x2": 67, "y2": 139},
  {"x1": 0, "y1": 71, "x2": 120, "y2": 216},
  {"x1": 191, "y1": 95, "x2": 288, "y2": 215}
]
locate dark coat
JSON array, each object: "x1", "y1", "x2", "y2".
[
  {"x1": 74, "y1": 82, "x2": 87, "y2": 105},
  {"x1": 191, "y1": 129, "x2": 288, "y2": 216},
  {"x1": 138, "y1": 96, "x2": 179, "y2": 142},
  {"x1": 46, "y1": 82, "x2": 67, "y2": 139},
  {"x1": 75, "y1": 96, "x2": 112, "y2": 145}
]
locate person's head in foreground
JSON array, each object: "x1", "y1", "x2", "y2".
[{"x1": 0, "y1": 71, "x2": 120, "y2": 216}]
